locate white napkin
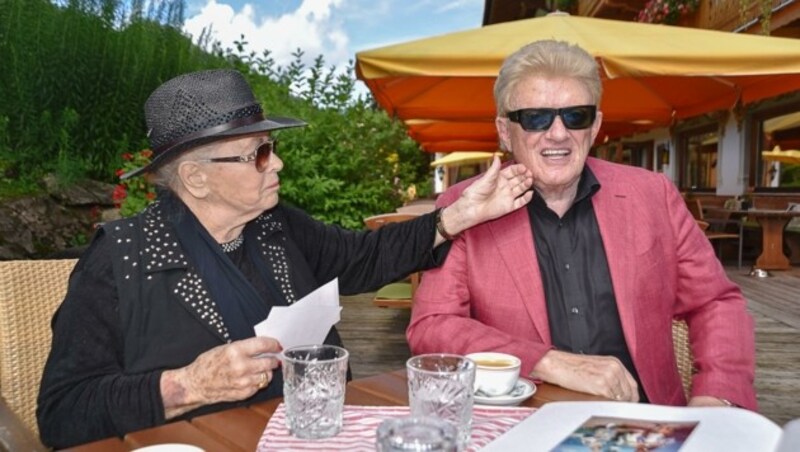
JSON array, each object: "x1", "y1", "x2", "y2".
[{"x1": 253, "y1": 278, "x2": 341, "y2": 348}]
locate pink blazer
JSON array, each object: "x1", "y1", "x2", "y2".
[{"x1": 408, "y1": 158, "x2": 757, "y2": 410}]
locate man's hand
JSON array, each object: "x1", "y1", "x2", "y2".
[
  {"x1": 161, "y1": 336, "x2": 282, "y2": 419},
  {"x1": 531, "y1": 349, "x2": 640, "y2": 402},
  {"x1": 440, "y1": 156, "x2": 533, "y2": 237}
]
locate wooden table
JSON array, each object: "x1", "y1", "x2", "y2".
[
  {"x1": 704, "y1": 207, "x2": 800, "y2": 271},
  {"x1": 65, "y1": 370, "x2": 606, "y2": 451},
  {"x1": 745, "y1": 209, "x2": 800, "y2": 270}
]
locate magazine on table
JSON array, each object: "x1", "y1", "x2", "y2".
[{"x1": 481, "y1": 401, "x2": 799, "y2": 452}]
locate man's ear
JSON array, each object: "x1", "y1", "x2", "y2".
[
  {"x1": 496, "y1": 116, "x2": 512, "y2": 152},
  {"x1": 590, "y1": 110, "x2": 604, "y2": 143},
  {"x1": 178, "y1": 161, "x2": 209, "y2": 199}
]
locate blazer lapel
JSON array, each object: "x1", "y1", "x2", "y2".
[
  {"x1": 590, "y1": 163, "x2": 639, "y2": 357},
  {"x1": 488, "y1": 206, "x2": 552, "y2": 345}
]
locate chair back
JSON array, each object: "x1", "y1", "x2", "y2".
[
  {"x1": 671, "y1": 319, "x2": 694, "y2": 399},
  {"x1": 789, "y1": 202, "x2": 800, "y2": 229},
  {"x1": 364, "y1": 212, "x2": 420, "y2": 230},
  {"x1": 0, "y1": 259, "x2": 77, "y2": 437},
  {"x1": 694, "y1": 205, "x2": 743, "y2": 269},
  {"x1": 685, "y1": 198, "x2": 704, "y2": 220},
  {"x1": 396, "y1": 204, "x2": 436, "y2": 215},
  {"x1": 363, "y1": 213, "x2": 420, "y2": 308}
]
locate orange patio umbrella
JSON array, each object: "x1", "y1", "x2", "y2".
[{"x1": 355, "y1": 13, "x2": 800, "y2": 153}]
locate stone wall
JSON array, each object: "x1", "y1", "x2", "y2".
[{"x1": 0, "y1": 176, "x2": 119, "y2": 260}]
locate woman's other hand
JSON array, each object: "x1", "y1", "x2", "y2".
[{"x1": 160, "y1": 336, "x2": 282, "y2": 419}]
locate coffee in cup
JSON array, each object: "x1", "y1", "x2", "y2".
[{"x1": 465, "y1": 352, "x2": 521, "y2": 397}]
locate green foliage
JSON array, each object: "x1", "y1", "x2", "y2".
[
  {"x1": 1, "y1": 1, "x2": 431, "y2": 228},
  {"x1": 780, "y1": 164, "x2": 800, "y2": 188},
  {"x1": 228, "y1": 44, "x2": 430, "y2": 228},
  {"x1": 0, "y1": 0, "x2": 223, "y2": 187}
]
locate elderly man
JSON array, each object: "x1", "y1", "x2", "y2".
[{"x1": 407, "y1": 40, "x2": 756, "y2": 410}]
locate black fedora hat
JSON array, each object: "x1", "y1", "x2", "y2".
[{"x1": 121, "y1": 69, "x2": 306, "y2": 180}]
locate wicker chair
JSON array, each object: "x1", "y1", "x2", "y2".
[
  {"x1": 672, "y1": 319, "x2": 694, "y2": 399},
  {"x1": 0, "y1": 259, "x2": 77, "y2": 443}
]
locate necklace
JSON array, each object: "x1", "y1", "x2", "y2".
[{"x1": 220, "y1": 234, "x2": 244, "y2": 253}]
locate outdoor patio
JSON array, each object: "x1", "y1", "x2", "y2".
[{"x1": 339, "y1": 265, "x2": 800, "y2": 426}]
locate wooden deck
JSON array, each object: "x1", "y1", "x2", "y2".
[
  {"x1": 726, "y1": 266, "x2": 800, "y2": 426},
  {"x1": 338, "y1": 266, "x2": 800, "y2": 426}
]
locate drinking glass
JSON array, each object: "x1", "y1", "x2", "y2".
[
  {"x1": 376, "y1": 416, "x2": 457, "y2": 452},
  {"x1": 406, "y1": 354, "x2": 475, "y2": 450},
  {"x1": 282, "y1": 344, "x2": 349, "y2": 439}
]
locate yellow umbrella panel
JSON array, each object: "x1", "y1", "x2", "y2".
[
  {"x1": 430, "y1": 151, "x2": 502, "y2": 168},
  {"x1": 762, "y1": 148, "x2": 800, "y2": 165},
  {"x1": 356, "y1": 13, "x2": 800, "y2": 152}
]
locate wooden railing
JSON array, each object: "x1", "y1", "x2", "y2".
[
  {"x1": 578, "y1": 0, "x2": 792, "y2": 34},
  {"x1": 694, "y1": 0, "x2": 786, "y2": 32}
]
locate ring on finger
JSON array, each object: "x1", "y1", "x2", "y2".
[{"x1": 257, "y1": 371, "x2": 268, "y2": 389}]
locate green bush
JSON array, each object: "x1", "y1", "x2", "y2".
[
  {"x1": 1, "y1": 1, "x2": 431, "y2": 228},
  {"x1": 231, "y1": 47, "x2": 430, "y2": 228},
  {"x1": 0, "y1": 0, "x2": 223, "y2": 186}
]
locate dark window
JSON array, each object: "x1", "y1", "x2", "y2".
[
  {"x1": 677, "y1": 124, "x2": 719, "y2": 191},
  {"x1": 752, "y1": 108, "x2": 800, "y2": 190}
]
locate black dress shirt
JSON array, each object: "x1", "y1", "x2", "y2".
[{"x1": 528, "y1": 167, "x2": 647, "y2": 402}]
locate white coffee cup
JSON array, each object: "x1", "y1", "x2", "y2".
[{"x1": 466, "y1": 352, "x2": 521, "y2": 397}]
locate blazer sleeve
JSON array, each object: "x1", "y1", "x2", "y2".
[{"x1": 662, "y1": 177, "x2": 757, "y2": 410}]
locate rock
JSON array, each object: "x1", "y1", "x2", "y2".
[
  {"x1": 0, "y1": 178, "x2": 116, "y2": 259},
  {"x1": 43, "y1": 174, "x2": 116, "y2": 206}
]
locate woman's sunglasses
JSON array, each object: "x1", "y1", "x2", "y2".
[
  {"x1": 507, "y1": 105, "x2": 597, "y2": 132},
  {"x1": 197, "y1": 138, "x2": 276, "y2": 173}
]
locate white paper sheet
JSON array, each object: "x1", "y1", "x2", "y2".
[{"x1": 253, "y1": 278, "x2": 341, "y2": 349}]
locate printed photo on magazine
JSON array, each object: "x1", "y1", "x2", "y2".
[{"x1": 551, "y1": 415, "x2": 697, "y2": 451}]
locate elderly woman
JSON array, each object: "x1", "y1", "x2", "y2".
[{"x1": 36, "y1": 69, "x2": 533, "y2": 448}]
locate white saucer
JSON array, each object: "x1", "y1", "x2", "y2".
[
  {"x1": 131, "y1": 445, "x2": 204, "y2": 452},
  {"x1": 474, "y1": 378, "x2": 536, "y2": 406}
]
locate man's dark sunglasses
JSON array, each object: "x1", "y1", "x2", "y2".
[
  {"x1": 507, "y1": 105, "x2": 597, "y2": 132},
  {"x1": 197, "y1": 138, "x2": 276, "y2": 172}
]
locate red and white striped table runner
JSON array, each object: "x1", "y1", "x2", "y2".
[{"x1": 257, "y1": 404, "x2": 535, "y2": 451}]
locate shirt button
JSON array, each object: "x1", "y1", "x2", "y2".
[
  {"x1": 571, "y1": 307, "x2": 579, "y2": 315},
  {"x1": 564, "y1": 263, "x2": 570, "y2": 270}
]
